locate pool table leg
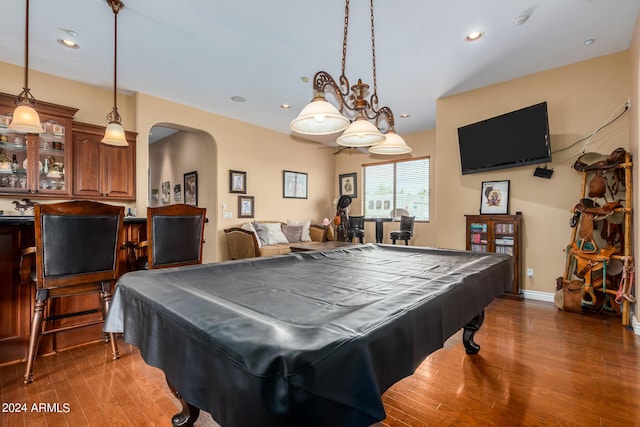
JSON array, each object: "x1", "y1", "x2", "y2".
[
  {"x1": 462, "y1": 310, "x2": 485, "y2": 355},
  {"x1": 167, "y1": 378, "x2": 201, "y2": 427}
]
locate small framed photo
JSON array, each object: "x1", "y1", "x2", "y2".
[
  {"x1": 230, "y1": 170, "x2": 247, "y2": 194},
  {"x1": 480, "y1": 180, "x2": 510, "y2": 215},
  {"x1": 174, "y1": 184, "x2": 181, "y2": 202},
  {"x1": 283, "y1": 170, "x2": 307, "y2": 199},
  {"x1": 184, "y1": 171, "x2": 198, "y2": 206},
  {"x1": 339, "y1": 172, "x2": 357, "y2": 198},
  {"x1": 238, "y1": 195, "x2": 255, "y2": 218},
  {"x1": 161, "y1": 181, "x2": 171, "y2": 203}
]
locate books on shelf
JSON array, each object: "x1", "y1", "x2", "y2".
[
  {"x1": 471, "y1": 244, "x2": 488, "y2": 252},
  {"x1": 495, "y1": 245, "x2": 514, "y2": 256},
  {"x1": 495, "y1": 237, "x2": 514, "y2": 246},
  {"x1": 495, "y1": 223, "x2": 514, "y2": 234}
]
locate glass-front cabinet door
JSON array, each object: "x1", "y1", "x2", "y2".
[{"x1": 0, "y1": 93, "x2": 77, "y2": 198}]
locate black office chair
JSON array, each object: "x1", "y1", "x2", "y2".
[
  {"x1": 128, "y1": 204, "x2": 207, "y2": 270},
  {"x1": 21, "y1": 200, "x2": 124, "y2": 384},
  {"x1": 390, "y1": 215, "x2": 415, "y2": 245},
  {"x1": 345, "y1": 215, "x2": 365, "y2": 243}
]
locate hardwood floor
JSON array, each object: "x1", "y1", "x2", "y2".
[{"x1": 1, "y1": 298, "x2": 638, "y2": 427}]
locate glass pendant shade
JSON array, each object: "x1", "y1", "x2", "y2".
[
  {"x1": 102, "y1": 122, "x2": 128, "y2": 146},
  {"x1": 9, "y1": 104, "x2": 42, "y2": 134},
  {"x1": 368, "y1": 130, "x2": 412, "y2": 155},
  {"x1": 337, "y1": 116, "x2": 385, "y2": 147},
  {"x1": 290, "y1": 95, "x2": 350, "y2": 135}
]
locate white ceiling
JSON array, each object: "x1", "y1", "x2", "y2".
[{"x1": 1, "y1": 0, "x2": 639, "y2": 145}]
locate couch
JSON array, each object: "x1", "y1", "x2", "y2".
[{"x1": 224, "y1": 220, "x2": 333, "y2": 259}]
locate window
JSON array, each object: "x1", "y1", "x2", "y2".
[{"x1": 363, "y1": 157, "x2": 430, "y2": 221}]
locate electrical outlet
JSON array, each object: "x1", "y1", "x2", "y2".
[
  {"x1": 222, "y1": 212, "x2": 232, "y2": 219},
  {"x1": 526, "y1": 268, "x2": 533, "y2": 278}
]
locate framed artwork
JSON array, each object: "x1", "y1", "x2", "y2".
[
  {"x1": 161, "y1": 181, "x2": 171, "y2": 203},
  {"x1": 174, "y1": 184, "x2": 181, "y2": 202},
  {"x1": 230, "y1": 170, "x2": 247, "y2": 194},
  {"x1": 151, "y1": 188, "x2": 159, "y2": 202},
  {"x1": 339, "y1": 172, "x2": 357, "y2": 198},
  {"x1": 184, "y1": 171, "x2": 198, "y2": 206},
  {"x1": 480, "y1": 180, "x2": 510, "y2": 215},
  {"x1": 238, "y1": 195, "x2": 255, "y2": 218},
  {"x1": 283, "y1": 170, "x2": 307, "y2": 199}
]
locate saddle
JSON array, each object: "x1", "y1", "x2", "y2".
[{"x1": 573, "y1": 147, "x2": 627, "y2": 172}]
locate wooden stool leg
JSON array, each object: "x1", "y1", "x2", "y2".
[
  {"x1": 24, "y1": 289, "x2": 48, "y2": 384},
  {"x1": 100, "y1": 282, "x2": 120, "y2": 360}
]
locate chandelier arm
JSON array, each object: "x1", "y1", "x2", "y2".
[{"x1": 375, "y1": 106, "x2": 396, "y2": 131}]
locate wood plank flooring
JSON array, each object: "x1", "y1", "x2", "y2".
[{"x1": 1, "y1": 298, "x2": 639, "y2": 426}]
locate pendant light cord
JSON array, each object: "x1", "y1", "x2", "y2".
[{"x1": 24, "y1": 0, "x2": 30, "y2": 93}]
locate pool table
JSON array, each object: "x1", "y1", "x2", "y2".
[{"x1": 104, "y1": 244, "x2": 512, "y2": 426}]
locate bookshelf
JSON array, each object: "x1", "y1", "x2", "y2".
[{"x1": 465, "y1": 214, "x2": 523, "y2": 299}]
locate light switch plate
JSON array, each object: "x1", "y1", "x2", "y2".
[{"x1": 222, "y1": 212, "x2": 232, "y2": 219}]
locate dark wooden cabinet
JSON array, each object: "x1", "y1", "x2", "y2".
[
  {"x1": 465, "y1": 214, "x2": 523, "y2": 299},
  {"x1": 0, "y1": 224, "x2": 32, "y2": 364},
  {"x1": 72, "y1": 122, "x2": 136, "y2": 201}
]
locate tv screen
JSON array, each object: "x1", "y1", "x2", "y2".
[{"x1": 457, "y1": 102, "x2": 552, "y2": 175}]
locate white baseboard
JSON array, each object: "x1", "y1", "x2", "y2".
[
  {"x1": 522, "y1": 289, "x2": 555, "y2": 303},
  {"x1": 522, "y1": 290, "x2": 639, "y2": 336}
]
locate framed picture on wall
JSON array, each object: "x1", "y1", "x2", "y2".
[
  {"x1": 161, "y1": 181, "x2": 171, "y2": 203},
  {"x1": 238, "y1": 195, "x2": 255, "y2": 218},
  {"x1": 339, "y1": 173, "x2": 357, "y2": 198},
  {"x1": 184, "y1": 171, "x2": 198, "y2": 206},
  {"x1": 480, "y1": 180, "x2": 510, "y2": 215},
  {"x1": 283, "y1": 170, "x2": 307, "y2": 199},
  {"x1": 174, "y1": 184, "x2": 181, "y2": 202},
  {"x1": 230, "y1": 170, "x2": 247, "y2": 194}
]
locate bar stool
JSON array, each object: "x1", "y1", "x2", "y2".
[{"x1": 390, "y1": 215, "x2": 415, "y2": 245}]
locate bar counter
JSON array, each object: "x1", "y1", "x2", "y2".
[{"x1": 0, "y1": 215, "x2": 146, "y2": 365}]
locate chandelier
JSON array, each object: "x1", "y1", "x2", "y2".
[
  {"x1": 9, "y1": 0, "x2": 43, "y2": 134},
  {"x1": 290, "y1": 0, "x2": 411, "y2": 155},
  {"x1": 102, "y1": 0, "x2": 128, "y2": 146}
]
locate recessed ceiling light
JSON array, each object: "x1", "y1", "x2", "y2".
[
  {"x1": 512, "y1": 15, "x2": 529, "y2": 25},
  {"x1": 584, "y1": 38, "x2": 596, "y2": 46},
  {"x1": 280, "y1": 104, "x2": 290, "y2": 109},
  {"x1": 465, "y1": 31, "x2": 483, "y2": 42},
  {"x1": 231, "y1": 96, "x2": 246, "y2": 103},
  {"x1": 400, "y1": 114, "x2": 410, "y2": 118},
  {"x1": 300, "y1": 76, "x2": 309, "y2": 83},
  {"x1": 57, "y1": 38, "x2": 79, "y2": 49}
]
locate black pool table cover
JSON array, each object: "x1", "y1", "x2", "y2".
[{"x1": 104, "y1": 244, "x2": 512, "y2": 426}]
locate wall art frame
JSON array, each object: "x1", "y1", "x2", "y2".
[
  {"x1": 339, "y1": 172, "x2": 357, "y2": 198},
  {"x1": 229, "y1": 170, "x2": 247, "y2": 194},
  {"x1": 283, "y1": 170, "x2": 308, "y2": 199},
  {"x1": 480, "y1": 180, "x2": 510, "y2": 215},
  {"x1": 184, "y1": 171, "x2": 198, "y2": 206},
  {"x1": 238, "y1": 195, "x2": 255, "y2": 218}
]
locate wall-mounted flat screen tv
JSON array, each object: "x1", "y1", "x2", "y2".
[{"x1": 457, "y1": 102, "x2": 552, "y2": 175}]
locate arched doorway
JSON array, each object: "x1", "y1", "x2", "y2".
[{"x1": 148, "y1": 124, "x2": 216, "y2": 262}]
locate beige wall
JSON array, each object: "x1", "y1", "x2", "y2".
[
  {"x1": 436, "y1": 52, "x2": 631, "y2": 296},
  {"x1": 134, "y1": 93, "x2": 335, "y2": 263}
]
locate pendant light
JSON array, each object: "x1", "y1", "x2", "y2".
[
  {"x1": 102, "y1": 0, "x2": 128, "y2": 146},
  {"x1": 290, "y1": 0, "x2": 411, "y2": 155},
  {"x1": 9, "y1": 0, "x2": 43, "y2": 134}
]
